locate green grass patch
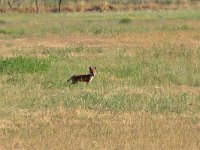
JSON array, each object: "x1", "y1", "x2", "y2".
[
  {"x1": 119, "y1": 17, "x2": 132, "y2": 24},
  {"x1": 0, "y1": 56, "x2": 52, "y2": 74},
  {"x1": 155, "y1": 0, "x2": 173, "y2": 4},
  {"x1": 0, "y1": 20, "x2": 6, "y2": 24},
  {"x1": 10, "y1": 90, "x2": 198, "y2": 114},
  {"x1": 0, "y1": 29, "x2": 12, "y2": 34}
]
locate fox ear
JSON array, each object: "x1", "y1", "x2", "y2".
[{"x1": 89, "y1": 66, "x2": 92, "y2": 70}]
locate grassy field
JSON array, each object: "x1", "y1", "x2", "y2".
[{"x1": 0, "y1": 10, "x2": 200, "y2": 149}]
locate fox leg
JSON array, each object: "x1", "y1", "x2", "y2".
[
  {"x1": 67, "y1": 76, "x2": 75, "y2": 83},
  {"x1": 67, "y1": 77, "x2": 72, "y2": 82},
  {"x1": 72, "y1": 80, "x2": 77, "y2": 84},
  {"x1": 70, "y1": 76, "x2": 78, "y2": 84}
]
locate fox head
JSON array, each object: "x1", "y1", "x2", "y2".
[{"x1": 89, "y1": 66, "x2": 97, "y2": 76}]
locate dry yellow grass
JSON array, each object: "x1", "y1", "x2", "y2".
[
  {"x1": 1, "y1": 107, "x2": 200, "y2": 149},
  {"x1": 1, "y1": 29, "x2": 200, "y2": 58}
]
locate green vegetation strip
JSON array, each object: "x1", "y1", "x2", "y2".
[
  {"x1": 0, "y1": 9, "x2": 200, "y2": 38},
  {"x1": 0, "y1": 56, "x2": 52, "y2": 74}
]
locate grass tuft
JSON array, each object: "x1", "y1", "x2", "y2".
[
  {"x1": 0, "y1": 20, "x2": 6, "y2": 24},
  {"x1": 119, "y1": 17, "x2": 132, "y2": 24},
  {"x1": 0, "y1": 29, "x2": 11, "y2": 34}
]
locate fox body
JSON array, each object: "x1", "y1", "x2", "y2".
[{"x1": 67, "y1": 67, "x2": 96, "y2": 84}]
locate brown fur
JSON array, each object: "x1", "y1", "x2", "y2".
[{"x1": 67, "y1": 67, "x2": 96, "y2": 84}]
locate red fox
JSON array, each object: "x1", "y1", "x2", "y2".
[{"x1": 67, "y1": 67, "x2": 97, "y2": 84}]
